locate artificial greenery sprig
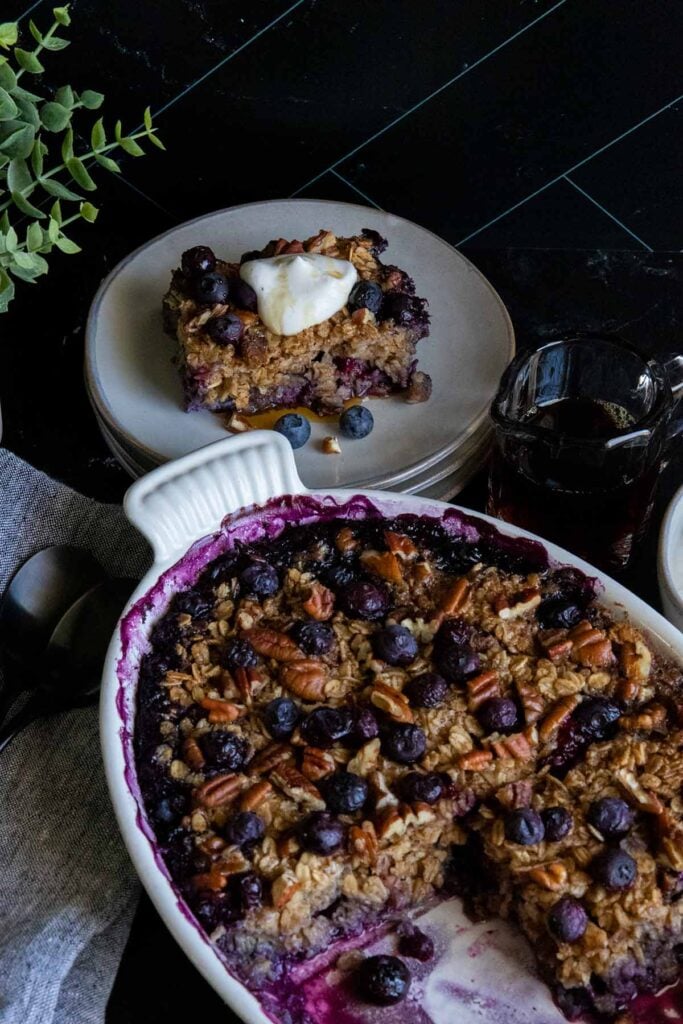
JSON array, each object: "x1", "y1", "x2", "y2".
[{"x1": 0, "y1": 5, "x2": 164, "y2": 312}]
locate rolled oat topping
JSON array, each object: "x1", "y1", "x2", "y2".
[{"x1": 135, "y1": 509, "x2": 683, "y2": 1021}]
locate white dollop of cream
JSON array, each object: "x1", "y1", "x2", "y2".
[{"x1": 239, "y1": 253, "x2": 358, "y2": 336}]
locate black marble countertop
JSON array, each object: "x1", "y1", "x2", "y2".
[{"x1": 1, "y1": 1, "x2": 681, "y2": 1021}]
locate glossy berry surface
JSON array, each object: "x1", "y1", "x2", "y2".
[
  {"x1": 199, "y1": 731, "x2": 249, "y2": 772},
  {"x1": 291, "y1": 620, "x2": 334, "y2": 655},
  {"x1": 542, "y1": 806, "x2": 574, "y2": 842},
  {"x1": 230, "y1": 277, "x2": 258, "y2": 311},
  {"x1": 537, "y1": 596, "x2": 584, "y2": 630},
  {"x1": 587, "y1": 797, "x2": 634, "y2": 839},
  {"x1": 220, "y1": 637, "x2": 258, "y2": 670},
  {"x1": 504, "y1": 808, "x2": 545, "y2": 846},
  {"x1": 341, "y1": 581, "x2": 389, "y2": 621},
  {"x1": 404, "y1": 672, "x2": 448, "y2": 708},
  {"x1": 347, "y1": 280, "x2": 384, "y2": 315},
  {"x1": 181, "y1": 245, "x2": 216, "y2": 277},
  {"x1": 349, "y1": 707, "x2": 379, "y2": 744},
  {"x1": 592, "y1": 847, "x2": 637, "y2": 890},
  {"x1": 435, "y1": 644, "x2": 480, "y2": 684},
  {"x1": 262, "y1": 697, "x2": 300, "y2": 740},
  {"x1": 398, "y1": 771, "x2": 443, "y2": 805},
  {"x1": 207, "y1": 312, "x2": 244, "y2": 347},
  {"x1": 223, "y1": 811, "x2": 265, "y2": 848},
  {"x1": 372, "y1": 624, "x2": 418, "y2": 666},
  {"x1": 380, "y1": 291, "x2": 426, "y2": 328},
  {"x1": 301, "y1": 707, "x2": 353, "y2": 747},
  {"x1": 357, "y1": 955, "x2": 411, "y2": 1006},
  {"x1": 548, "y1": 897, "x2": 588, "y2": 943},
  {"x1": 194, "y1": 271, "x2": 230, "y2": 305},
  {"x1": 239, "y1": 561, "x2": 279, "y2": 597},
  {"x1": 477, "y1": 697, "x2": 519, "y2": 734},
  {"x1": 572, "y1": 698, "x2": 621, "y2": 742},
  {"x1": 323, "y1": 562, "x2": 357, "y2": 591},
  {"x1": 229, "y1": 871, "x2": 263, "y2": 911},
  {"x1": 398, "y1": 926, "x2": 434, "y2": 962},
  {"x1": 273, "y1": 413, "x2": 311, "y2": 450},
  {"x1": 434, "y1": 618, "x2": 475, "y2": 651},
  {"x1": 322, "y1": 771, "x2": 369, "y2": 814},
  {"x1": 339, "y1": 405, "x2": 374, "y2": 439},
  {"x1": 298, "y1": 812, "x2": 345, "y2": 855},
  {"x1": 382, "y1": 723, "x2": 426, "y2": 764}
]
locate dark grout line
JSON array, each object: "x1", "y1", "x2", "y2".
[
  {"x1": 114, "y1": 174, "x2": 176, "y2": 221},
  {"x1": 150, "y1": 0, "x2": 308, "y2": 122},
  {"x1": 16, "y1": 0, "x2": 45, "y2": 23},
  {"x1": 329, "y1": 170, "x2": 383, "y2": 209},
  {"x1": 291, "y1": 0, "x2": 569, "y2": 197},
  {"x1": 456, "y1": 93, "x2": 683, "y2": 246},
  {"x1": 563, "y1": 176, "x2": 653, "y2": 251}
]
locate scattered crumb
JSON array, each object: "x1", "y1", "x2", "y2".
[
  {"x1": 322, "y1": 436, "x2": 342, "y2": 455},
  {"x1": 227, "y1": 413, "x2": 252, "y2": 433}
]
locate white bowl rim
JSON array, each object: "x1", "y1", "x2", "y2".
[{"x1": 659, "y1": 482, "x2": 683, "y2": 614}]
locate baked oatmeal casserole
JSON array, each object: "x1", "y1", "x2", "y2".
[
  {"x1": 162, "y1": 229, "x2": 431, "y2": 417},
  {"x1": 134, "y1": 501, "x2": 683, "y2": 1021}
]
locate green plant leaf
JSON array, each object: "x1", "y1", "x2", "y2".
[
  {"x1": 12, "y1": 190, "x2": 45, "y2": 218},
  {"x1": 90, "y1": 116, "x2": 105, "y2": 150},
  {"x1": 0, "y1": 210, "x2": 10, "y2": 233},
  {"x1": 0, "y1": 267, "x2": 15, "y2": 311},
  {"x1": 41, "y1": 177, "x2": 82, "y2": 201},
  {"x1": 147, "y1": 130, "x2": 165, "y2": 151},
  {"x1": 0, "y1": 122, "x2": 35, "y2": 159},
  {"x1": 12, "y1": 92, "x2": 41, "y2": 129},
  {"x1": 66, "y1": 156, "x2": 96, "y2": 191},
  {"x1": 40, "y1": 101, "x2": 71, "y2": 132},
  {"x1": 55, "y1": 233, "x2": 81, "y2": 254},
  {"x1": 30, "y1": 138, "x2": 45, "y2": 177},
  {"x1": 42, "y1": 35, "x2": 69, "y2": 51},
  {"x1": 26, "y1": 221, "x2": 43, "y2": 251},
  {"x1": 7, "y1": 156, "x2": 31, "y2": 192},
  {"x1": 60, "y1": 126, "x2": 73, "y2": 162},
  {"x1": 53, "y1": 7, "x2": 71, "y2": 27},
  {"x1": 29, "y1": 20, "x2": 43, "y2": 44},
  {"x1": 49, "y1": 200, "x2": 62, "y2": 224},
  {"x1": 80, "y1": 89, "x2": 104, "y2": 110},
  {"x1": 11, "y1": 252, "x2": 49, "y2": 280},
  {"x1": 95, "y1": 152, "x2": 120, "y2": 174},
  {"x1": 4, "y1": 224, "x2": 18, "y2": 251},
  {"x1": 0, "y1": 23, "x2": 18, "y2": 50},
  {"x1": 14, "y1": 49, "x2": 45, "y2": 75},
  {"x1": 0, "y1": 87, "x2": 18, "y2": 120},
  {"x1": 55, "y1": 84, "x2": 74, "y2": 108},
  {"x1": 119, "y1": 135, "x2": 145, "y2": 157},
  {"x1": 143, "y1": 106, "x2": 153, "y2": 130},
  {"x1": 47, "y1": 215, "x2": 60, "y2": 241},
  {"x1": 0, "y1": 62, "x2": 17, "y2": 91},
  {"x1": 80, "y1": 200, "x2": 98, "y2": 222}
]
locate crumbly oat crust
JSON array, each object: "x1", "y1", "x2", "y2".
[
  {"x1": 135, "y1": 512, "x2": 683, "y2": 1020},
  {"x1": 162, "y1": 229, "x2": 431, "y2": 415}
]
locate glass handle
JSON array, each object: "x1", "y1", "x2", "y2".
[{"x1": 663, "y1": 354, "x2": 683, "y2": 402}]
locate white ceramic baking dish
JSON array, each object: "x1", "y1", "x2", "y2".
[
  {"x1": 100, "y1": 430, "x2": 683, "y2": 1024},
  {"x1": 659, "y1": 483, "x2": 683, "y2": 634}
]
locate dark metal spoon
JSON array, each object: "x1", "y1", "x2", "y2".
[
  {"x1": 0, "y1": 545, "x2": 106, "y2": 719},
  {"x1": 0, "y1": 577, "x2": 136, "y2": 754}
]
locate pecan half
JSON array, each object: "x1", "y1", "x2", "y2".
[
  {"x1": 495, "y1": 780, "x2": 533, "y2": 810},
  {"x1": 199, "y1": 697, "x2": 243, "y2": 724},
  {"x1": 231, "y1": 666, "x2": 254, "y2": 704},
  {"x1": 457, "y1": 749, "x2": 494, "y2": 771},
  {"x1": 620, "y1": 639, "x2": 652, "y2": 683},
  {"x1": 370, "y1": 681, "x2": 413, "y2": 723},
  {"x1": 238, "y1": 779, "x2": 273, "y2": 811},
  {"x1": 249, "y1": 741, "x2": 294, "y2": 774},
  {"x1": 301, "y1": 746, "x2": 336, "y2": 782},
  {"x1": 515, "y1": 677, "x2": 545, "y2": 725},
  {"x1": 302, "y1": 582, "x2": 335, "y2": 621},
  {"x1": 349, "y1": 822, "x2": 379, "y2": 865},
  {"x1": 467, "y1": 670, "x2": 500, "y2": 711},
  {"x1": 182, "y1": 736, "x2": 205, "y2": 770},
  {"x1": 384, "y1": 530, "x2": 418, "y2": 561},
  {"x1": 194, "y1": 773, "x2": 242, "y2": 808},
  {"x1": 568, "y1": 621, "x2": 615, "y2": 668},
  {"x1": 538, "y1": 695, "x2": 580, "y2": 742},
  {"x1": 242, "y1": 627, "x2": 304, "y2": 663},
  {"x1": 280, "y1": 659, "x2": 327, "y2": 701},
  {"x1": 493, "y1": 587, "x2": 541, "y2": 620},
  {"x1": 360, "y1": 549, "x2": 403, "y2": 584},
  {"x1": 270, "y1": 763, "x2": 325, "y2": 810},
  {"x1": 490, "y1": 731, "x2": 534, "y2": 761},
  {"x1": 620, "y1": 704, "x2": 668, "y2": 733},
  {"x1": 439, "y1": 578, "x2": 470, "y2": 615}
]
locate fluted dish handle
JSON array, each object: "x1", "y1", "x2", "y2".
[{"x1": 124, "y1": 431, "x2": 305, "y2": 564}]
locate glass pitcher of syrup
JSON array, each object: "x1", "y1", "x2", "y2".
[{"x1": 488, "y1": 335, "x2": 683, "y2": 573}]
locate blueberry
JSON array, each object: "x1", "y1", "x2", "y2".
[
  {"x1": 548, "y1": 897, "x2": 588, "y2": 943},
  {"x1": 322, "y1": 771, "x2": 369, "y2": 814},
  {"x1": 380, "y1": 292, "x2": 426, "y2": 328},
  {"x1": 291, "y1": 620, "x2": 334, "y2": 656},
  {"x1": 193, "y1": 892, "x2": 231, "y2": 931},
  {"x1": 220, "y1": 637, "x2": 258, "y2": 670},
  {"x1": 349, "y1": 707, "x2": 380, "y2": 745},
  {"x1": 230, "y1": 277, "x2": 258, "y2": 312},
  {"x1": 360, "y1": 228, "x2": 388, "y2": 255},
  {"x1": 587, "y1": 797, "x2": 634, "y2": 839},
  {"x1": 301, "y1": 707, "x2": 353, "y2": 748},
  {"x1": 339, "y1": 405, "x2": 374, "y2": 440},
  {"x1": 434, "y1": 618, "x2": 475, "y2": 652},
  {"x1": 229, "y1": 871, "x2": 263, "y2": 911},
  {"x1": 398, "y1": 926, "x2": 434, "y2": 962},
  {"x1": 435, "y1": 645, "x2": 481, "y2": 684},
  {"x1": 194, "y1": 272, "x2": 230, "y2": 305},
  {"x1": 591, "y1": 847, "x2": 637, "y2": 891},
  {"x1": 173, "y1": 590, "x2": 213, "y2": 619},
  {"x1": 152, "y1": 789, "x2": 187, "y2": 831},
  {"x1": 357, "y1": 955, "x2": 411, "y2": 1006},
  {"x1": 537, "y1": 596, "x2": 583, "y2": 630},
  {"x1": 273, "y1": 413, "x2": 311, "y2": 450},
  {"x1": 181, "y1": 245, "x2": 216, "y2": 277},
  {"x1": 224, "y1": 811, "x2": 265, "y2": 849},
  {"x1": 239, "y1": 561, "x2": 279, "y2": 597},
  {"x1": 477, "y1": 697, "x2": 519, "y2": 735},
  {"x1": 542, "y1": 806, "x2": 574, "y2": 842},
  {"x1": 504, "y1": 808, "x2": 545, "y2": 846},
  {"x1": 372, "y1": 625, "x2": 418, "y2": 666},
  {"x1": 341, "y1": 581, "x2": 389, "y2": 621},
  {"x1": 199, "y1": 731, "x2": 250, "y2": 772},
  {"x1": 298, "y1": 811, "x2": 345, "y2": 855},
  {"x1": 347, "y1": 280, "x2": 384, "y2": 316},
  {"x1": 323, "y1": 562, "x2": 357, "y2": 591},
  {"x1": 398, "y1": 771, "x2": 443, "y2": 805},
  {"x1": 382, "y1": 723, "x2": 426, "y2": 764},
  {"x1": 263, "y1": 697, "x2": 300, "y2": 740},
  {"x1": 573, "y1": 698, "x2": 621, "y2": 743},
  {"x1": 404, "y1": 672, "x2": 448, "y2": 708},
  {"x1": 207, "y1": 313, "x2": 244, "y2": 347}
]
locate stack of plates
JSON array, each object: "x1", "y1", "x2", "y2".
[{"x1": 85, "y1": 200, "x2": 513, "y2": 499}]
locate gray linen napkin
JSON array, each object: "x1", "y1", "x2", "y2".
[{"x1": 0, "y1": 449, "x2": 151, "y2": 1024}]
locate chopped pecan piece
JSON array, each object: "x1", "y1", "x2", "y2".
[
  {"x1": 384, "y1": 530, "x2": 419, "y2": 561},
  {"x1": 526, "y1": 861, "x2": 568, "y2": 892},
  {"x1": 405, "y1": 371, "x2": 433, "y2": 404},
  {"x1": 194, "y1": 773, "x2": 242, "y2": 809},
  {"x1": 467, "y1": 670, "x2": 500, "y2": 711},
  {"x1": 272, "y1": 870, "x2": 302, "y2": 908},
  {"x1": 439, "y1": 577, "x2": 470, "y2": 615},
  {"x1": 302, "y1": 582, "x2": 335, "y2": 621},
  {"x1": 615, "y1": 767, "x2": 664, "y2": 815},
  {"x1": 457, "y1": 749, "x2": 494, "y2": 771},
  {"x1": 370, "y1": 680, "x2": 413, "y2": 723},
  {"x1": 239, "y1": 780, "x2": 273, "y2": 811},
  {"x1": 270, "y1": 763, "x2": 326, "y2": 810},
  {"x1": 490, "y1": 731, "x2": 534, "y2": 761},
  {"x1": 249, "y1": 741, "x2": 294, "y2": 774},
  {"x1": 349, "y1": 821, "x2": 379, "y2": 865},
  {"x1": 242, "y1": 627, "x2": 304, "y2": 663},
  {"x1": 376, "y1": 808, "x2": 406, "y2": 842},
  {"x1": 199, "y1": 697, "x2": 243, "y2": 723},
  {"x1": 515, "y1": 677, "x2": 545, "y2": 725},
  {"x1": 280, "y1": 659, "x2": 327, "y2": 701},
  {"x1": 620, "y1": 704, "x2": 668, "y2": 733},
  {"x1": 322, "y1": 436, "x2": 342, "y2": 455},
  {"x1": 568, "y1": 621, "x2": 615, "y2": 668},
  {"x1": 538, "y1": 695, "x2": 580, "y2": 742},
  {"x1": 493, "y1": 588, "x2": 541, "y2": 620},
  {"x1": 496, "y1": 780, "x2": 533, "y2": 810},
  {"x1": 301, "y1": 746, "x2": 336, "y2": 782},
  {"x1": 182, "y1": 736, "x2": 205, "y2": 770},
  {"x1": 335, "y1": 526, "x2": 358, "y2": 553},
  {"x1": 619, "y1": 638, "x2": 652, "y2": 683},
  {"x1": 360, "y1": 549, "x2": 403, "y2": 584}
]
